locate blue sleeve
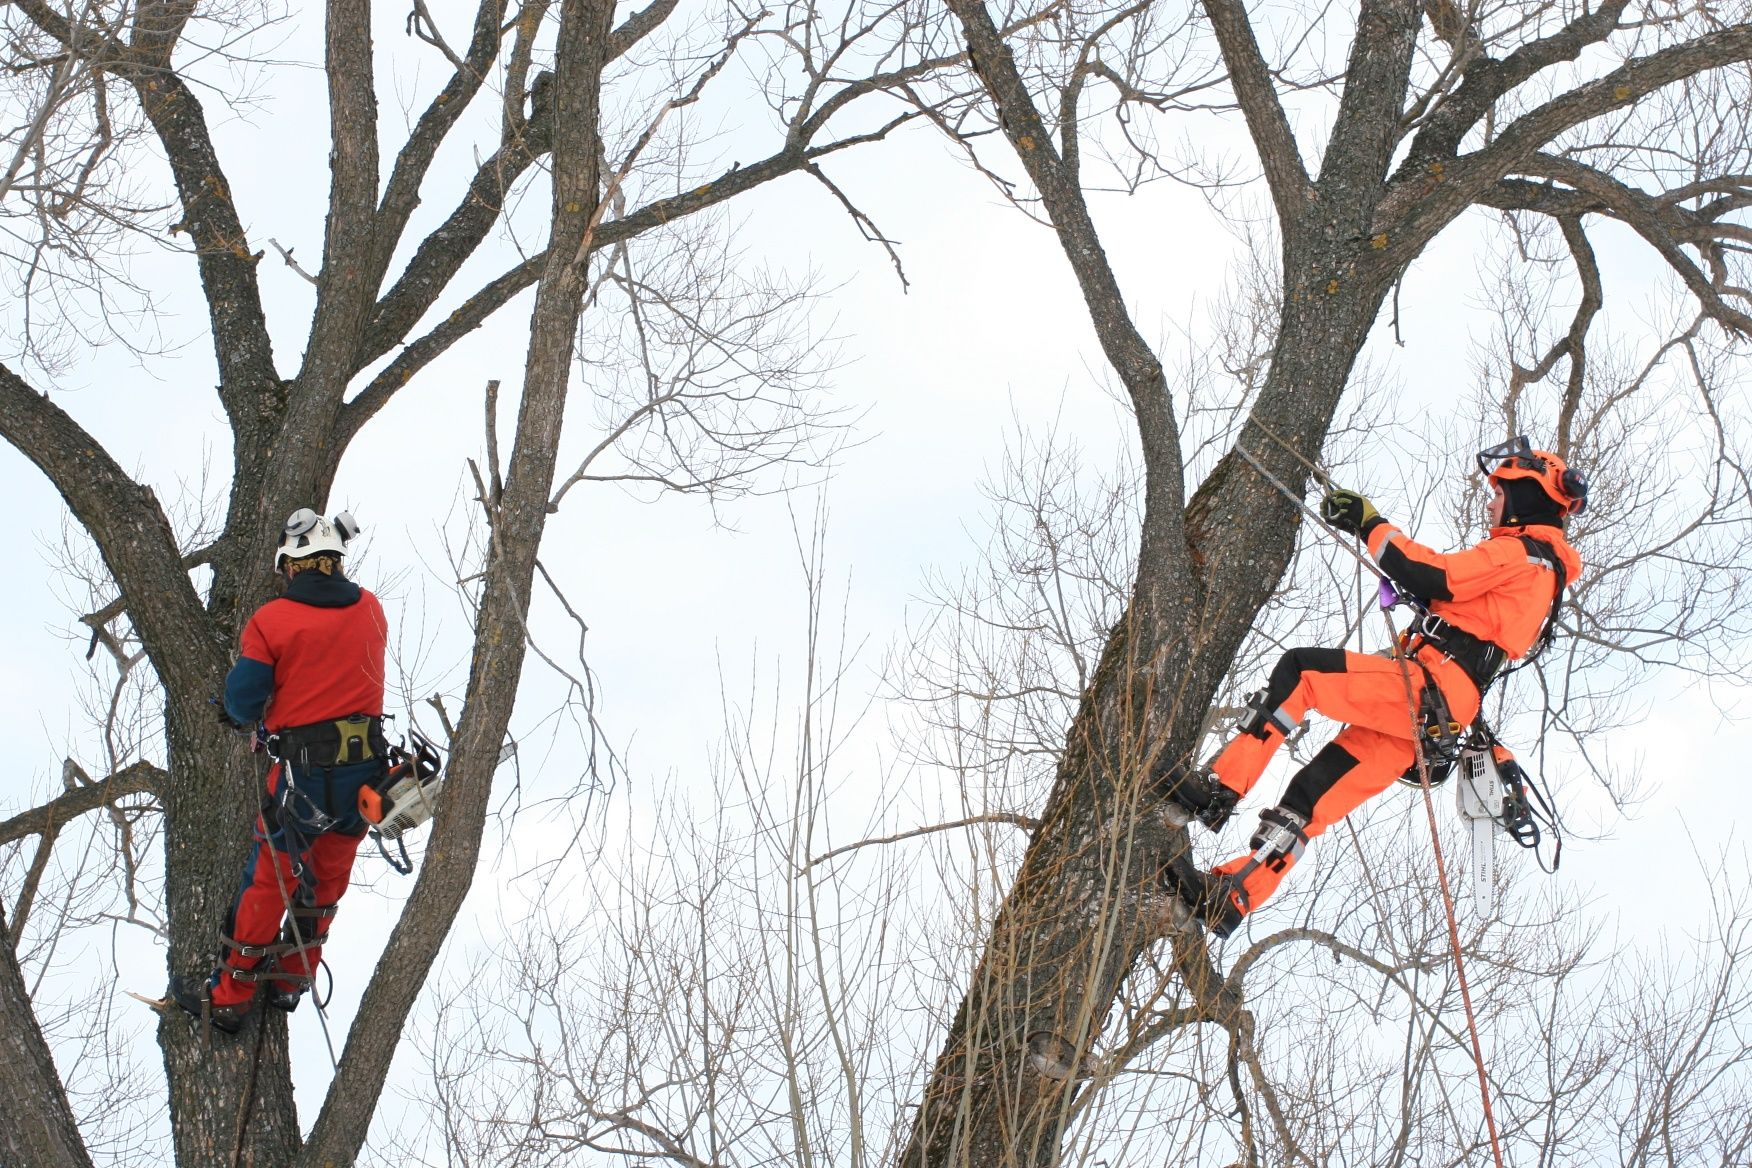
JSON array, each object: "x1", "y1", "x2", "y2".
[{"x1": 225, "y1": 657, "x2": 275, "y2": 724}]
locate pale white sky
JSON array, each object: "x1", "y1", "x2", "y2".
[{"x1": 2, "y1": 0, "x2": 1747, "y2": 1153}]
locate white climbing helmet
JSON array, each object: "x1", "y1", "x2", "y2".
[{"x1": 277, "y1": 507, "x2": 359, "y2": 568}]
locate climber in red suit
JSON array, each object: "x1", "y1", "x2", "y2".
[{"x1": 171, "y1": 508, "x2": 387, "y2": 1032}]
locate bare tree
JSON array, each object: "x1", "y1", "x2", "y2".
[
  {"x1": 0, "y1": 0, "x2": 963, "y2": 1163},
  {"x1": 376, "y1": 448, "x2": 1752, "y2": 1168},
  {"x1": 890, "y1": 0, "x2": 1752, "y2": 1163}
]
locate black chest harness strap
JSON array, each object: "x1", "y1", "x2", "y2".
[{"x1": 1406, "y1": 535, "x2": 1566, "y2": 695}]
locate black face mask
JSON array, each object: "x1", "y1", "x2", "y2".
[{"x1": 1500, "y1": 478, "x2": 1564, "y2": 527}]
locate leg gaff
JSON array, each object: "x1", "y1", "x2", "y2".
[
  {"x1": 1227, "y1": 806, "x2": 1312, "y2": 887},
  {"x1": 1234, "y1": 688, "x2": 1301, "y2": 741}
]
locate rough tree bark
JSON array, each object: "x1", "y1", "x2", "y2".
[
  {"x1": 902, "y1": 1, "x2": 1752, "y2": 1165},
  {"x1": 0, "y1": 901, "x2": 97, "y2": 1168},
  {"x1": 0, "y1": 0, "x2": 955, "y2": 1161}
]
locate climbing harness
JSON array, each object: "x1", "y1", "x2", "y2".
[{"x1": 264, "y1": 713, "x2": 388, "y2": 769}]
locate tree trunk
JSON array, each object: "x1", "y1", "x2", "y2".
[
  {"x1": 900, "y1": 248, "x2": 1397, "y2": 1168},
  {"x1": 159, "y1": 724, "x2": 303, "y2": 1168},
  {"x1": 0, "y1": 905, "x2": 97, "y2": 1168}
]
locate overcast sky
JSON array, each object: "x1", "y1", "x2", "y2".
[{"x1": 2, "y1": 0, "x2": 1748, "y2": 1148}]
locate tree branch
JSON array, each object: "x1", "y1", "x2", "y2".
[
  {"x1": 1397, "y1": 24, "x2": 1752, "y2": 255},
  {"x1": 374, "y1": 0, "x2": 510, "y2": 282},
  {"x1": 0, "y1": 364, "x2": 227, "y2": 701},
  {"x1": 0, "y1": 760, "x2": 164, "y2": 849},
  {"x1": 1480, "y1": 155, "x2": 1752, "y2": 336},
  {"x1": 1396, "y1": 0, "x2": 1632, "y2": 173},
  {"x1": 1200, "y1": 0, "x2": 1314, "y2": 225},
  {"x1": 608, "y1": 0, "x2": 681, "y2": 60},
  {"x1": 945, "y1": 0, "x2": 1193, "y2": 594},
  {"x1": 805, "y1": 812, "x2": 1040, "y2": 869},
  {"x1": 1314, "y1": 0, "x2": 1420, "y2": 204},
  {"x1": 0, "y1": 906, "x2": 94, "y2": 1168},
  {"x1": 339, "y1": 118, "x2": 923, "y2": 445},
  {"x1": 122, "y1": 69, "x2": 282, "y2": 426}
]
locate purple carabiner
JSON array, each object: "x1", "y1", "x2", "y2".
[{"x1": 1377, "y1": 576, "x2": 1402, "y2": 610}]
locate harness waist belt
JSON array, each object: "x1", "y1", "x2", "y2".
[{"x1": 267, "y1": 714, "x2": 388, "y2": 768}]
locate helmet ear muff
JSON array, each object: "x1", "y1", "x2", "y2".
[
  {"x1": 1559, "y1": 468, "x2": 1588, "y2": 515},
  {"x1": 276, "y1": 508, "x2": 358, "y2": 568}
]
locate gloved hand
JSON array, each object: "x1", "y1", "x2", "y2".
[
  {"x1": 210, "y1": 696, "x2": 244, "y2": 731},
  {"x1": 1320, "y1": 488, "x2": 1380, "y2": 536}
]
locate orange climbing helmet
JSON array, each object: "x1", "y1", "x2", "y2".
[{"x1": 1476, "y1": 436, "x2": 1588, "y2": 517}]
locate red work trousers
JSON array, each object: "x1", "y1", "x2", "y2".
[
  {"x1": 1207, "y1": 647, "x2": 1479, "y2": 920},
  {"x1": 213, "y1": 763, "x2": 368, "y2": 1007}
]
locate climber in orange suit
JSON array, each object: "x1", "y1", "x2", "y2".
[{"x1": 1153, "y1": 438, "x2": 1585, "y2": 936}]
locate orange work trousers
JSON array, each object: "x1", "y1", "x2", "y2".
[{"x1": 1207, "y1": 646, "x2": 1479, "y2": 919}]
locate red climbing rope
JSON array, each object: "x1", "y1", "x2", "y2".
[
  {"x1": 1382, "y1": 609, "x2": 1507, "y2": 1168},
  {"x1": 1236, "y1": 427, "x2": 1508, "y2": 1165}
]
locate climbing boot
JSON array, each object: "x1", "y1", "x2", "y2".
[
  {"x1": 265, "y1": 987, "x2": 304, "y2": 1013},
  {"x1": 168, "y1": 974, "x2": 249, "y2": 1035},
  {"x1": 1150, "y1": 760, "x2": 1240, "y2": 832},
  {"x1": 1158, "y1": 856, "x2": 1247, "y2": 939}
]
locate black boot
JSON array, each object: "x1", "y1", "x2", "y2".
[
  {"x1": 1159, "y1": 857, "x2": 1247, "y2": 939},
  {"x1": 168, "y1": 974, "x2": 250, "y2": 1035},
  {"x1": 1149, "y1": 760, "x2": 1240, "y2": 831},
  {"x1": 265, "y1": 987, "x2": 304, "y2": 1013}
]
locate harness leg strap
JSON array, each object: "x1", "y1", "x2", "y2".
[{"x1": 283, "y1": 902, "x2": 338, "y2": 951}]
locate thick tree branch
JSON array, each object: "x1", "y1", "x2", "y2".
[
  {"x1": 1478, "y1": 156, "x2": 1752, "y2": 336},
  {"x1": 1525, "y1": 154, "x2": 1752, "y2": 336},
  {"x1": 303, "y1": 1, "x2": 619, "y2": 1162},
  {"x1": 1199, "y1": 0, "x2": 1314, "y2": 225},
  {"x1": 129, "y1": 0, "x2": 196, "y2": 67},
  {"x1": 1314, "y1": 0, "x2": 1419, "y2": 205},
  {"x1": 359, "y1": 113, "x2": 553, "y2": 368},
  {"x1": 945, "y1": 0, "x2": 1192, "y2": 593},
  {"x1": 1394, "y1": 25, "x2": 1752, "y2": 255},
  {"x1": 0, "y1": 906, "x2": 94, "y2": 1168},
  {"x1": 293, "y1": 0, "x2": 383, "y2": 395},
  {"x1": 1397, "y1": 0, "x2": 1632, "y2": 173},
  {"x1": 340, "y1": 118, "x2": 923, "y2": 444},
  {"x1": 124, "y1": 69, "x2": 281, "y2": 426},
  {"x1": 0, "y1": 760, "x2": 163, "y2": 848},
  {"x1": 609, "y1": 0, "x2": 681, "y2": 59},
  {"x1": 373, "y1": 0, "x2": 509, "y2": 289},
  {"x1": 0, "y1": 364, "x2": 227, "y2": 699}
]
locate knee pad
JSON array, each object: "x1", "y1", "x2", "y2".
[{"x1": 1245, "y1": 807, "x2": 1310, "y2": 874}]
